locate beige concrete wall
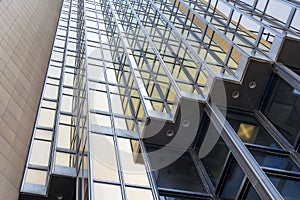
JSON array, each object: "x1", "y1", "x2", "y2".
[{"x1": 0, "y1": 0, "x2": 62, "y2": 199}]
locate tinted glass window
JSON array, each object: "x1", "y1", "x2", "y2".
[
  {"x1": 263, "y1": 76, "x2": 300, "y2": 145},
  {"x1": 250, "y1": 149, "x2": 300, "y2": 172},
  {"x1": 195, "y1": 116, "x2": 229, "y2": 186},
  {"x1": 220, "y1": 159, "x2": 245, "y2": 200},
  {"x1": 201, "y1": 138, "x2": 229, "y2": 186},
  {"x1": 155, "y1": 153, "x2": 206, "y2": 193},
  {"x1": 244, "y1": 185, "x2": 261, "y2": 200},
  {"x1": 269, "y1": 175, "x2": 300, "y2": 200},
  {"x1": 227, "y1": 113, "x2": 281, "y2": 149}
]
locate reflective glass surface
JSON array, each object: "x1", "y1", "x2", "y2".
[
  {"x1": 263, "y1": 76, "x2": 300, "y2": 145},
  {"x1": 250, "y1": 149, "x2": 300, "y2": 172},
  {"x1": 269, "y1": 175, "x2": 300, "y2": 200},
  {"x1": 155, "y1": 152, "x2": 206, "y2": 193},
  {"x1": 227, "y1": 114, "x2": 281, "y2": 148},
  {"x1": 220, "y1": 159, "x2": 245, "y2": 200}
]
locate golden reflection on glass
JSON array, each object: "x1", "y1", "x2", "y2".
[
  {"x1": 118, "y1": 138, "x2": 150, "y2": 186},
  {"x1": 29, "y1": 140, "x2": 51, "y2": 166},
  {"x1": 25, "y1": 169, "x2": 47, "y2": 185},
  {"x1": 237, "y1": 123, "x2": 259, "y2": 143},
  {"x1": 91, "y1": 134, "x2": 119, "y2": 182},
  {"x1": 126, "y1": 187, "x2": 153, "y2": 200},
  {"x1": 94, "y1": 183, "x2": 122, "y2": 200}
]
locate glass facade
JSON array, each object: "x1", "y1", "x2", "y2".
[{"x1": 19, "y1": 0, "x2": 300, "y2": 199}]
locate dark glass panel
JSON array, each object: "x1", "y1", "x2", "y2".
[
  {"x1": 227, "y1": 113, "x2": 281, "y2": 149},
  {"x1": 201, "y1": 138, "x2": 229, "y2": 187},
  {"x1": 269, "y1": 175, "x2": 300, "y2": 200},
  {"x1": 155, "y1": 152, "x2": 206, "y2": 193},
  {"x1": 249, "y1": 149, "x2": 300, "y2": 172},
  {"x1": 195, "y1": 115, "x2": 229, "y2": 186},
  {"x1": 220, "y1": 159, "x2": 245, "y2": 200},
  {"x1": 263, "y1": 76, "x2": 300, "y2": 145},
  {"x1": 244, "y1": 185, "x2": 261, "y2": 200}
]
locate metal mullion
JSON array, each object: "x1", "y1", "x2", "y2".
[
  {"x1": 81, "y1": 0, "x2": 95, "y2": 198},
  {"x1": 124, "y1": 183, "x2": 151, "y2": 190},
  {"x1": 34, "y1": 138, "x2": 53, "y2": 143},
  {"x1": 206, "y1": 103, "x2": 283, "y2": 200},
  {"x1": 222, "y1": 0, "x2": 300, "y2": 54},
  {"x1": 255, "y1": 110, "x2": 300, "y2": 168},
  {"x1": 263, "y1": 167, "x2": 300, "y2": 179},
  {"x1": 20, "y1": 0, "x2": 72, "y2": 193},
  {"x1": 56, "y1": 147, "x2": 77, "y2": 154},
  {"x1": 131, "y1": 0, "x2": 204, "y2": 95},
  {"x1": 107, "y1": 0, "x2": 154, "y2": 117},
  {"x1": 151, "y1": 0, "x2": 229, "y2": 81},
  {"x1": 93, "y1": 1, "x2": 130, "y2": 200},
  {"x1": 273, "y1": 63, "x2": 300, "y2": 92},
  {"x1": 27, "y1": 164, "x2": 49, "y2": 171},
  {"x1": 138, "y1": 139, "x2": 161, "y2": 200},
  {"x1": 193, "y1": 0, "x2": 272, "y2": 59},
  {"x1": 189, "y1": 149, "x2": 219, "y2": 200},
  {"x1": 244, "y1": 143, "x2": 288, "y2": 155},
  {"x1": 235, "y1": 176, "x2": 249, "y2": 200},
  {"x1": 51, "y1": 0, "x2": 73, "y2": 175},
  {"x1": 158, "y1": 186, "x2": 212, "y2": 199}
]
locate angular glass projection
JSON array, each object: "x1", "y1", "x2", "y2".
[{"x1": 19, "y1": 0, "x2": 300, "y2": 199}]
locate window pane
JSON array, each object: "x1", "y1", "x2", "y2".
[
  {"x1": 94, "y1": 183, "x2": 122, "y2": 200},
  {"x1": 35, "y1": 129, "x2": 52, "y2": 140},
  {"x1": 25, "y1": 169, "x2": 47, "y2": 185},
  {"x1": 197, "y1": 117, "x2": 229, "y2": 186},
  {"x1": 90, "y1": 113, "x2": 111, "y2": 127},
  {"x1": 201, "y1": 138, "x2": 229, "y2": 186},
  {"x1": 57, "y1": 125, "x2": 72, "y2": 148},
  {"x1": 244, "y1": 185, "x2": 261, "y2": 200},
  {"x1": 38, "y1": 108, "x2": 55, "y2": 128},
  {"x1": 155, "y1": 152, "x2": 206, "y2": 193},
  {"x1": 250, "y1": 149, "x2": 300, "y2": 172},
  {"x1": 55, "y1": 152, "x2": 75, "y2": 167},
  {"x1": 263, "y1": 77, "x2": 300, "y2": 145},
  {"x1": 89, "y1": 90, "x2": 109, "y2": 112},
  {"x1": 220, "y1": 159, "x2": 244, "y2": 200},
  {"x1": 29, "y1": 140, "x2": 51, "y2": 166},
  {"x1": 91, "y1": 134, "x2": 119, "y2": 182},
  {"x1": 227, "y1": 114, "x2": 280, "y2": 149},
  {"x1": 269, "y1": 175, "x2": 300, "y2": 200},
  {"x1": 118, "y1": 138, "x2": 150, "y2": 186},
  {"x1": 126, "y1": 187, "x2": 153, "y2": 200}
]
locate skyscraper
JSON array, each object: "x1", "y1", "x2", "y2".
[
  {"x1": 13, "y1": 0, "x2": 300, "y2": 199},
  {"x1": 0, "y1": 0, "x2": 62, "y2": 199}
]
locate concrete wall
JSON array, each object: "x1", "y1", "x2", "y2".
[{"x1": 0, "y1": 0, "x2": 62, "y2": 199}]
